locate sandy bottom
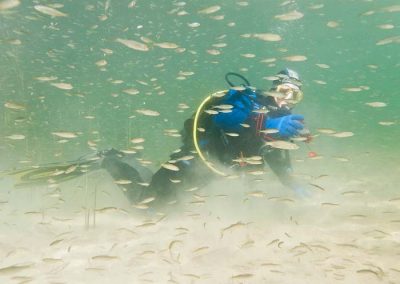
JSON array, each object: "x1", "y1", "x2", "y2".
[{"x1": 0, "y1": 166, "x2": 399, "y2": 284}]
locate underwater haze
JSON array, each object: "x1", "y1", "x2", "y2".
[{"x1": 0, "y1": 0, "x2": 399, "y2": 283}]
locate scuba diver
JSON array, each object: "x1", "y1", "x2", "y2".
[
  {"x1": 99, "y1": 67, "x2": 311, "y2": 205},
  {"x1": 5, "y1": 68, "x2": 312, "y2": 207}
]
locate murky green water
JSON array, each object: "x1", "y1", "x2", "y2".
[
  {"x1": 0, "y1": 1, "x2": 399, "y2": 283},
  {"x1": 1, "y1": 0, "x2": 399, "y2": 164}
]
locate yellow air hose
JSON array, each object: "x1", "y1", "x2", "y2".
[{"x1": 192, "y1": 90, "x2": 228, "y2": 176}]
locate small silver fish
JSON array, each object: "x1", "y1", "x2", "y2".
[
  {"x1": 136, "y1": 109, "x2": 160, "y2": 116},
  {"x1": 275, "y1": 10, "x2": 304, "y2": 21},
  {"x1": 198, "y1": 5, "x2": 221, "y2": 14},
  {"x1": 161, "y1": 163, "x2": 180, "y2": 171},
  {"x1": 116, "y1": 38, "x2": 149, "y2": 51},
  {"x1": 265, "y1": 140, "x2": 299, "y2": 150},
  {"x1": 283, "y1": 55, "x2": 307, "y2": 62},
  {"x1": 253, "y1": 33, "x2": 282, "y2": 42},
  {"x1": 51, "y1": 82, "x2": 73, "y2": 90},
  {"x1": 154, "y1": 42, "x2": 179, "y2": 49},
  {"x1": 4, "y1": 101, "x2": 26, "y2": 110},
  {"x1": 52, "y1": 132, "x2": 78, "y2": 138},
  {"x1": 34, "y1": 5, "x2": 68, "y2": 17}
]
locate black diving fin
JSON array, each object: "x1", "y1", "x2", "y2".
[{"x1": 1, "y1": 152, "x2": 103, "y2": 188}]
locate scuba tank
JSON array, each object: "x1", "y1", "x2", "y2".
[{"x1": 189, "y1": 72, "x2": 259, "y2": 175}]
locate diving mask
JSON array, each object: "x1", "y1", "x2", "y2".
[{"x1": 273, "y1": 83, "x2": 303, "y2": 108}]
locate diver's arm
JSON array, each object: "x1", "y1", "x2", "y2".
[{"x1": 212, "y1": 89, "x2": 253, "y2": 131}]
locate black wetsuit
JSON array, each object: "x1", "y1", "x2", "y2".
[{"x1": 101, "y1": 88, "x2": 298, "y2": 206}]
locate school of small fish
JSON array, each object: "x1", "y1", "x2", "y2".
[{"x1": 0, "y1": 0, "x2": 398, "y2": 283}]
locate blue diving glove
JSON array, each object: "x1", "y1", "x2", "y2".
[{"x1": 265, "y1": 114, "x2": 305, "y2": 138}]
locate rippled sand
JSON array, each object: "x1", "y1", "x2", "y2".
[{"x1": 0, "y1": 167, "x2": 399, "y2": 284}]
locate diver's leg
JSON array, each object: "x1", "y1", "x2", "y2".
[
  {"x1": 101, "y1": 155, "x2": 146, "y2": 203},
  {"x1": 147, "y1": 157, "x2": 212, "y2": 206},
  {"x1": 147, "y1": 166, "x2": 180, "y2": 201},
  {"x1": 262, "y1": 148, "x2": 297, "y2": 188}
]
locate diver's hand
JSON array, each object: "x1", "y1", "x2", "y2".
[{"x1": 265, "y1": 114, "x2": 304, "y2": 138}]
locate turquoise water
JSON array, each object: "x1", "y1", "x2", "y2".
[
  {"x1": 0, "y1": 1, "x2": 399, "y2": 203},
  {"x1": 1, "y1": 1, "x2": 399, "y2": 166},
  {"x1": 1, "y1": 1, "x2": 400, "y2": 283}
]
